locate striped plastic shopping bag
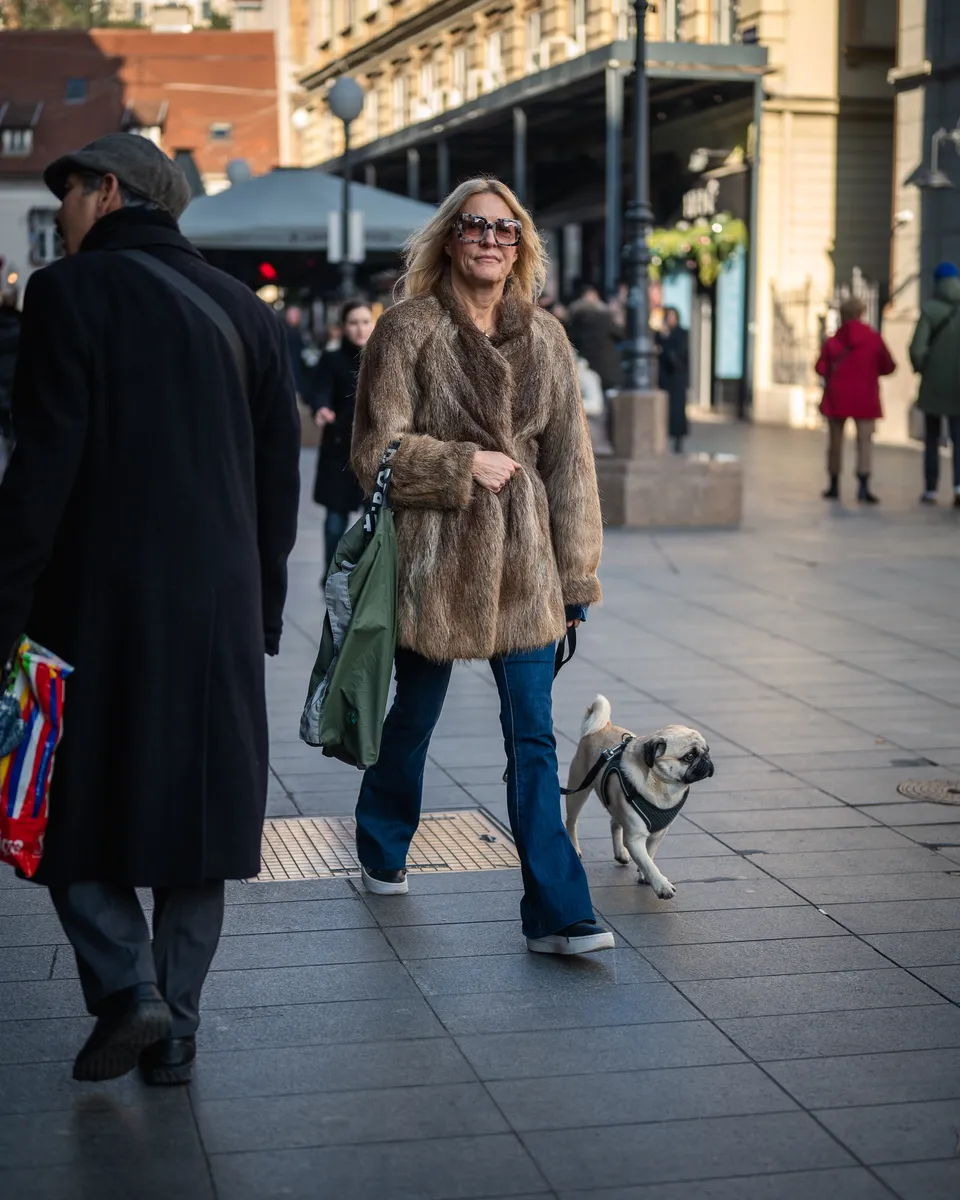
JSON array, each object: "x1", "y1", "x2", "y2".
[{"x1": 0, "y1": 639, "x2": 73, "y2": 877}]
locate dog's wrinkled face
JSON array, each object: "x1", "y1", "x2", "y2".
[{"x1": 631, "y1": 725, "x2": 714, "y2": 786}]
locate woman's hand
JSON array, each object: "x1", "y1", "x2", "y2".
[
  {"x1": 314, "y1": 407, "x2": 336, "y2": 427},
  {"x1": 566, "y1": 619, "x2": 582, "y2": 629},
  {"x1": 472, "y1": 450, "x2": 521, "y2": 493}
]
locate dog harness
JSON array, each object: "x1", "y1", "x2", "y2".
[{"x1": 562, "y1": 735, "x2": 690, "y2": 834}]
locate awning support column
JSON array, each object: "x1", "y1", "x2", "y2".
[
  {"x1": 407, "y1": 148, "x2": 421, "y2": 200},
  {"x1": 604, "y1": 63, "x2": 624, "y2": 298},
  {"x1": 513, "y1": 107, "x2": 527, "y2": 205}
]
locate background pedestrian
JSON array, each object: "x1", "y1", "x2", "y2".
[
  {"x1": 816, "y1": 296, "x2": 896, "y2": 503},
  {"x1": 282, "y1": 303, "x2": 309, "y2": 400},
  {"x1": 909, "y1": 261, "x2": 960, "y2": 507},
  {"x1": 656, "y1": 306, "x2": 691, "y2": 453},
  {"x1": 565, "y1": 278, "x2": 623, "y2": 394},
  {"x1": 311, "y1": 299, "x2": 375, "y2": 576}
]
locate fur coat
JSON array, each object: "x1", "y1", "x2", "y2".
[{"x1": 352, "y1": 277, "x2": 603, "y2": 662}]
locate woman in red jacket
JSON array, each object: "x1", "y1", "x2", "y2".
[{"x1": 816, "y1": 297, "x2": 896, "y2": 503}]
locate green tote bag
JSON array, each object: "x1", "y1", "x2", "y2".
[{"x1": 300, "y1": 443, "x2": 399, "y2": 769}]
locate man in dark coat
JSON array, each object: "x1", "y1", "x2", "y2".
[
  {"x1": 0, "y1": 283, "x2": 20, "y2": 476},
  {"x1": 655, "y1": 307, "x2": 691, "y2": 453},
  {"x1": 564, "y1": 280, "x2": 623, "y2": 393},
  {"x1": 0, "y1": 135, "x2": 301, "y2": 1085}
]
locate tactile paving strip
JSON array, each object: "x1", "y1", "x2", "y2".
[
  {"x1": 897, "y1": 779, "x2": 960, "y2": 806},
  {"x1": 253, "y1": 810, "x2": 519, "y2": 881}
]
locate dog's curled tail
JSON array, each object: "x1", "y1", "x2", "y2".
[{"x1": 582, "y1": 695, "x2": 612, "y2": 737}]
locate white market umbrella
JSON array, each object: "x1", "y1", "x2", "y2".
[{"x1": 180, "y1": 168, "x2": 436, "y2": 252}]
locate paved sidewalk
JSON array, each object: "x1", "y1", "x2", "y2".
[{"x1": 1, "y1": 422, "x2": 959, "y2": 1199}]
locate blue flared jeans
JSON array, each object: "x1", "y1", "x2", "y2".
[{"x1": 355, "y1": 643, "x2": 596, "y2": 939}]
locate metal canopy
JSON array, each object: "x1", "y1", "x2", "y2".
[
  {"x1": 318, "y1": 40, "x2": 768, "y2": 173},
  {"x1": 180, "y1": 167, "x2": 437, "y2": 251}
]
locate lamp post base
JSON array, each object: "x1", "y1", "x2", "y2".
[{"x1": 596, "y1": 389, "x2": 743, "y2": 528}]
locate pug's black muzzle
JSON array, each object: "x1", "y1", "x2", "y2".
[{"x1": 685, "y1": 755, "x2": 714, "y2": 783}]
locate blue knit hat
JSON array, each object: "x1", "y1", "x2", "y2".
[{"x1": 934, "y1": 261, "x2": 959, "y2": 280}]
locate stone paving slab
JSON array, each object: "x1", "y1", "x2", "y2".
[
  {"x1": 877, "y1": 1160, "x2": 960, "y2": 1200},
  {"x1": 521, "y1": 1111, "x2": 854, "y2": 1190},
  {"x1": 208, "y1": 1134, "x2": 548, "y2": 1200},
  {"x1": 815, "y1": 1099, "x2": 960, "y2": 1163},
  {"x1": 554, "y1": 1170, "x2": 897, "y2": 1200},
  {"x1": 2, "y1": 424, "x2": 960, "y2": 1198}
]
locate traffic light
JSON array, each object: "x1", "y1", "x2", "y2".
[{"x1": 258, "y1": 261, "x2": 278, "y2": 283}]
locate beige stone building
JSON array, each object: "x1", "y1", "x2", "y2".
[
  {"x1": 880, "y1": 0, "x2": 960, "y2": 446},
  {"x1": 742, "y1": 0, "x2": 898, "y2": 431},
  {"x1": 298, "y1": 2, "x2": 747, "y2": 163},
  {"x1": 293, "y1": 2, "x2": 913, "y2": 430}
]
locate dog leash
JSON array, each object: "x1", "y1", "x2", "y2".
[
  {"x1": 553, "y1": 626, "x2": 576, "y2": 677},
  {"x1": 501, "y1": 628, "x2": 579, "y2": 785}
]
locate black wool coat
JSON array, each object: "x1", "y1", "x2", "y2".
[
  {"x1": 564, "y1": 300, "x2": 623, "y2": 392},
  {"x1": 0, "y1": 209, "x2": 301, "y2": 888},
  {"x1": 656, "y1": 325, "x2": 691, "y2": 439},
  {"x1": 311, "y1": 341, "x2": 365, "y2": 513}
]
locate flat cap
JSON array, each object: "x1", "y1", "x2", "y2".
[{"x1": 44, "y1": 133, "x2": 193, "y2": 221}]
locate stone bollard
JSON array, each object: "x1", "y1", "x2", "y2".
[{"x1": 594, "y1": 389, "x2": 744, "y2": 528}]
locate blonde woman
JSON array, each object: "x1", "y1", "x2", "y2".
[{"x1": 349, "y1": 178, "x2": 612, "y2": 955}]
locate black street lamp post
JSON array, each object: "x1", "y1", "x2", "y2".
[
  {"x1": 327, "y1": 77, "x2": 365, "y2": 298},
  {"x1": 621, "y1": 0, "x2": 657, "y2": 391}
]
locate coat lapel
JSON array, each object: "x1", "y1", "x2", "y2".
[{"x1": 431, "y1": 276, "x2": 534, "y2": 455}]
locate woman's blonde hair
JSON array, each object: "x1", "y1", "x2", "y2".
[{"x1": 399, "y1": 176, "x2": 548, "y2": 302}]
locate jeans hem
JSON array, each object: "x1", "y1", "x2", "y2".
[{"x1": 522, "y1": 912, "x2": 596, "y2": 940}]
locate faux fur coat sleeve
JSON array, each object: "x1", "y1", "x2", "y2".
[
  {"x1": 535, "y1": 314, "x2": 604, "y2": 608},
  {"x1": 352, "y1": 300, "x2": 480, "y2": 510}
]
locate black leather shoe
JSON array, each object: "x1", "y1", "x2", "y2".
[
  {"x1": 140, "y1": 1036, "x2": 196, "y2": 1085},
  {"x1": 73, "y1": 983, "x2": 171, "y2": 1082}
]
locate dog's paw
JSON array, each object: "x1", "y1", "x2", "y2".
[
  {"x1": 636, "y1": 873, "x2": 650, "y2": 886},
  {"x1": 654, "y1": 880, "x2": 676, "y2": 900},
  {"x1": 614, "y1": 851, "x2": 631, "y2": 866}
]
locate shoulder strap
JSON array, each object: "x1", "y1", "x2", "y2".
[
  {"x1": 362, "y1": 440, "x2": 401, "y2": 538},
  {"x1": 824, "y1": 341, "x2": 853, "y2": 380},
  {"x1": 926, "y1": 303, "x2": 960, "y2": 353},
  {"x1": 118, "y1": 249, "x2": 248, "y2": 400}
]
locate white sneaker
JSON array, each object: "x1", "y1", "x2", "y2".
[
  {"x1": 360, "y1": 865, "x2": 409, "y2": 895},
  {"x1": 526, "y1": 921, "x2": 615, "y2": 955}
]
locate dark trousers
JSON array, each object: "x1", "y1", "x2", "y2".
[
  {"x1": 50, "y1": 882, "x2": 225, "y2": 1038},
  {"x1": 324, "y1": 509, "x2": 351, "y2": 573},
  {"x1": 924, "y1": 414, "x2": 960, "y2": 493},
  {"x1": 355, "y1": 644, "x2": 595, "y2": 939}
]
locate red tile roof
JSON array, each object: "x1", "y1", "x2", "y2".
[{"x1": 0, "y1": 29, "x2": 279, "y2": 184}]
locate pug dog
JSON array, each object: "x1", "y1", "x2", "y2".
[{"x1": 564, "y1": 695, "x2": 714, "y2": 899}]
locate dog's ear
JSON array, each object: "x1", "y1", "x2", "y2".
[{"x1": 641, "y1": 737, "x2": 667, "y2": 769}]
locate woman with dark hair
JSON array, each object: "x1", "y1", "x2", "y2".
[{"x1": 311, "y1": 300, "x2": 375, "y2": 573}]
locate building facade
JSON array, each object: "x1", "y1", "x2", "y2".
[
  {"x1": 300, "y1": 1, "x2": 763, "y2": 411},
  {"x1": 298, "y1": 1, "x2": 742, "y2": 165},
  {"x1": 298, "y1": 0, "x2": 909, "y2": 431},
  {"x1": 0, "y1": 30, "x2": 279, "y2": 289},
  {"x1": 743, "y1": 0, "x2": 898, "y2": 430},
  {"x1": 880, "y1": 0, "x2": 960, "y2": 446}
]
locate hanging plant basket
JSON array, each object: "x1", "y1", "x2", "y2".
[{"x1": 649, "y1": 213, "x2": 748, "y2": 287}]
